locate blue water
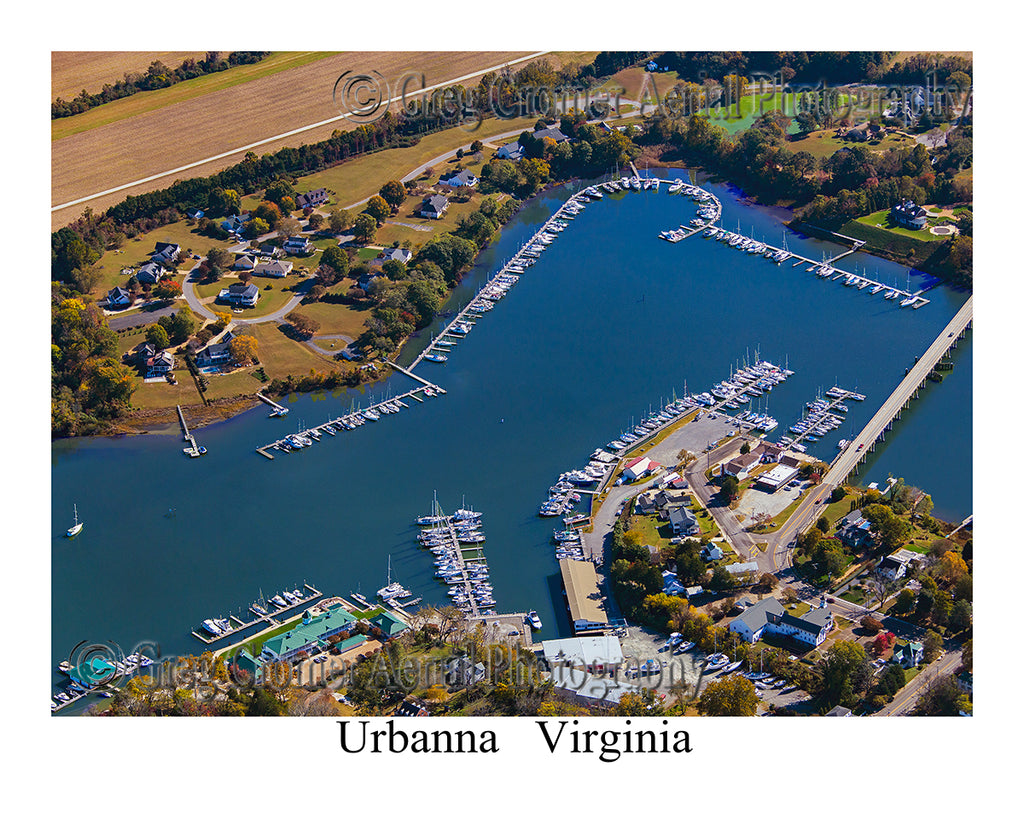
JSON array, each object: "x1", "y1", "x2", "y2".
[{"x1": 51, "y1": 170, "x2": 971, "y2": 703}]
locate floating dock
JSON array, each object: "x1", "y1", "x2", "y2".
[{"x1": 190, "y1": 583, "x2": 322, "y2": 644}]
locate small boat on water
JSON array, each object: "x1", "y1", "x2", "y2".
[
  {"x1": 66, "y1": 504, "x2": 83, "y2": 538},
  {"x1": 526, "y1": 611, "x2": 542, "y2": 629}
]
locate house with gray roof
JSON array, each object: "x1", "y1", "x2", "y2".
[
  {"x1": 217, "y1": 282, "x2": 260, "y2": 308},
  {"x1": 438, "y1": 169, "x2": 478, "y2": 188},
  {"x1": 296, "y1": 188, "x2": 329, "y2": 209},
  {"x1": 495, "y1": 142, "x2": 524, "y2": 160},
  {"x1": 532, "y1": 126, "x2": 569, "y2": 143},
  {"x1": 729, "y1": 596, "x2": 833, "y2": 647},
  {"x1": 668, "y1": 506, "x2": 698, "y2": 537},
  {"x1": 418, "y1": 194, "x2": 449, "y2": 219},
  {"x1": 135, "y1": 261, "x2": 165, "y2": 285},
  {"x1": 106, "y1": 286, "x2": 132, "y2": 308}
]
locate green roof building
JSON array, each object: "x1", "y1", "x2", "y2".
[
  {"x1": 369, "y1": 609, "x2": 410, "y2": 639},
  {"x1": 260, "y1": 604, "x2": 358, "y2": 662}
]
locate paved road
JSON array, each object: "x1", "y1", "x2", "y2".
[
  {"x1": 52, "y1": 52, "x2": 553, "y2": 215},
  {"x1": 876, "y1": 648, "x2": 963, "y2": 716}
]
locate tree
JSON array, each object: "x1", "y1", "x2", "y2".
[
  {"x1": 353, "y1": 214, "x2": 377, "y2": 244},
  {"x1": 244, "y1": 217, "x2": 270, "y2": 240},
  {"x1": 308, "y1": 213, "x2": 324, "y2": 230},
  {"x1": 874, "y1": 663, "x2": 905, "y2": 699},
  {"x1": 288, "y1": 312, "x2": 320, "y2": 339},
  {"x1": 817, "y1": 640, "x2": 871, "y2": 709},
  {"x1": 208, "y1": 187, "x2": 241, "y2": 217},
  {"x1": 697, "y1": 675, "x2": 758, "y2": 716},
  {"x1": 206, "y1": 246, "x2": 232, "y2": 270},
  {"x1": 329, "y1": 208, "x2": 353, "y2": 232},
  {"x1": 366, "y1": 195, "x2": 391, "y2": 224},
  {"x1": 146, "y1": 323, "x2": 170, "y2": 350},
  {"x1": 276, "y1": 217, "x2": 301, "y2": 239},
  {"x1": 379, "y1": 180, "x2": 407, "y2": 211},
  {"x1": 320, "y1": 245, "x2": 350, "y2": 281},
  {"x1": 264, "y1": 179, "x2": 295, "y2": 207},
  {"x1": 949, "y1": 599, "x2": 972, "y2": 635},
  {"x1": 253, "y1": 201, "x2": 282, "y2": 227},
  {"x1": 913, "y1": 675, "x2": 970, "y2": 716},
  {"x1": 859, "y1": 615, "x2": 883, "y2": 635},
  {"x1": 720, "y1": 474, "x2": 740, "y2": 502},
  {"x1": 922, "y1": 630, "x2": 944, "y2": 663},
  {"x1": 872, "y1": 630, "x2": 895, "y2": 656},
  {"x1": 739, "y1": 442, "x2": 751, "y2": 455},
  {"x1": 891, "y1": 588, "x2": 915, "y2": 615},
  {"x1": 229, "y1": 335, "x2": 259, "y2": 365}
]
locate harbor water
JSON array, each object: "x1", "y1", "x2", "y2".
[{"x1": 51, "y1": 170, "x2": 972, "y2": 701}]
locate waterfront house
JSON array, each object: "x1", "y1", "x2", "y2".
[
  {"x1": 891, "y1": 199, "x2": 928, "y2": 230},
  {"x1": 296, "y1": 188, "x2": 329, "y2": 210},
  {"x1": 254, "y1": 259, "x2": 293, "y2": 278},
  {"x1": 837, "y1": 510, "x2": 875, "y2": 549},
  {"x1": 729, "y1": 596, "x2": 833, "y2": 647},
  {"x1": 106, "y1": 286, "x2": 132, "y2": 308},
  {"x1": 495, "y1": 142, "x2": 524, "y2": 160},
  {"x1": 282, "y1": 235, "x2": 313, "y2": 255},
  {"x1": 369, "y1": 609, "x2": 409, "y2": 639},
  {"x1": 135, "y1": 261, "x2": 165, "y2": 285},
  {"x1": 217, "y1": 282, "x2": 260, "y2": 307},
  {"x1": 623, "y1": 456, "x2": 659, "y2": 481},
  {"x1": 418, "y1": 194, "x2": 450, "y2": 219},
  {"x1": 145, "y1": 350, "x2": 174, "y2": 377},
  {"x1": 196, "y1": 331, "x2": 235, "y2": 367}
]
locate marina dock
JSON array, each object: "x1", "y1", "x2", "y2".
[
  {"x1": 190, "y1": 583, "x2": 323, "y2": 645},
  {"x1": 417, "y1": 500, "x2": 496, "y2": 618},
  {"x1": 256, "y1": 392, "x2": 289, "y2": 417}
]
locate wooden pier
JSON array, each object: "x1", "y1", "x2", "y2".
[
  {"x1": 190, "y1": 583, "x2": 323, "y2": 645},
  {"x1": 177, "y1": 405, "x2": 203, "y2": 457}
]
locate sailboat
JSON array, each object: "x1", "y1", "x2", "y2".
[{"x1": 66, "y1": 504, "x2": 83, "y2": 538}]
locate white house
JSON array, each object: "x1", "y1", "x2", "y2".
[
  {"x1": 296, "y1": 188, "x2": 329, "y2": 209},
  {"x1": 150, "y1": 242, "x2": 180, "y2": 265},
  {"x1": 380, "y1": 247, "x2": 413, "y2": 265},
  {"x1": 282, "y1": 236, "x2": 313, "y2": 254},
  {"x1": 418, "y1": 194, "x2": 449, "y2": 220},
  {"x1": 495, "y1": 142, "x2": 524, "y2": 160},
  {"x1": 145, "y1": 350, "x2": 174, "y2": 377},
  {"x1": 438, "y1": 169, "x2": 478, "y2": 188},
  {"x1": 232, "y1": 254, "x2": 256, "y2": 271},
  {"x1": 728, "y1": 596, "x2": 834, "y2": 647},
  {"x1": 254, "y1": 259, "x2": 293, "y2": 278},
  {"x1": 217, "y1": 282, "x2": 260, "y2": 307},
  {"x1": 135, "y1": 261, "x2": 165, "y2": 285}
]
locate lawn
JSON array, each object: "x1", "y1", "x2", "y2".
[
  {"x1": 289, "y1": 294, "x2": 372, "y2": 339},
  {"x1": 628, "y1": 513, "x2": 674, "y2": 552},
  {"x1": 856, "y1": 209, "x2": 947, "y2": 242},
  {"x1": 52, "y1": 52, "x2": 337, "y2": 141},
  {"x1": 786, "y1": 129, "x2": 916, "y2": 160},
  {"x1": 250, "y1": 322, "x2": 348, "y2": 381},
  {"x1": 295, "y1": 115, "x2": 537, "y2": 211}
]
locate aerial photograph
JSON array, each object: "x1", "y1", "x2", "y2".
[{"x1": 49, "y1": 47, "x2": 977, "y2": 730}]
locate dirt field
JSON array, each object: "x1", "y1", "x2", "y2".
[
  {"x1": 52, "y1": 52, "x2": 211, "y2": 101},
  {"x1": 52, "y1": 51, "x2": 543, "y2": 228}
]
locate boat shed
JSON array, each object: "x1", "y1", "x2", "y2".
[{"x1": 559, "y1": 558, "x2": 609, "y2": 633}]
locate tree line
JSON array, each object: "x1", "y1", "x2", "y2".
[{"x1": 52, "y1": 52, "x2": 270, "y2": 119}]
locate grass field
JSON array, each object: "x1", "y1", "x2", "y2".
[
  {"x1": 52, "y1": 51, "x2": 209, "y2": 101},
  {"x1": 787, "y1": 129, "x2": 917, "y2": 159},
  {"x1": 855, "y1": 209, "x2": 947, "y2": 242},
  {"x1": 52, "y1": 52, "x2": 337, "y2": 141},
  {"x1": 52, "y1": 51, "x2": 544, "y2": 228}
]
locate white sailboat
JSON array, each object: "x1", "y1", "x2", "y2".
[{"x1": 66, "y1": 504, "x2": 83, "y2": 538}]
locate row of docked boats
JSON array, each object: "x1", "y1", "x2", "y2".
[
  {"x1": 779, "y1": 387, "x2": 865, "y2": 447},
  {"x1": 272, "y1": 388, "x2": 442, "y2": 453},
  {"x1": 704, "y1": 224, "x2": 793, "y2": 263},
  {"x1": 552, "y1": 524, "x2": 586, "y2": 561},
  {"x1": 416, "y1": 496, "x2": 496, "y2": 616},
  {"x1": 53, "y1": 651, "x2": 155, "y2": 710},
  {"x1": 658, "y1": 182, "x2": 723, "y2": 240},
  {"x1": 816, "y1": 264, "x2": 927, "y2": 309}
]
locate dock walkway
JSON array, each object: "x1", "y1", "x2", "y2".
[{"x1": 190, "y1": 584, "x2": 323, "y2": 645}]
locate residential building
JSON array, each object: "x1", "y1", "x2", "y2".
[
  {"x1": 701, "y1": 543, "x2": 724, "y2": 562},
  {"x1": 668, "y1": 506, "x2": 698, "y2": 537},
  {"x1": 446, "y1": 656, "x2": 487, "y2": 686},
  {"x1": 282, "y1": 236, "x2": 313, "y2": 254},
  {"x1": 438, "y1": 169, "x2": 478, "y2": 187},
  {"x1": 728, "y1": 596, "x2": 834, "y2": 647},
  {"x1": 495, "y1": 142, "x2": 524, "y2": 160},
  {"x1": 135, "y1": 261, "x2": 165, "y2": 285},
  {"x1": 724, "y1": 561, "x2": 760, "y2": 585},
  {"x1": 296, "y1": 188, "x2": 329, "y2": 209},
  {"x1": 232, "y1": 254, "x2": 256, "y2": 271},
  {"x1": 418, "y1": 194, "x2": 450, "y2": 219},
  {"x1": 532, "y1": 126, "x2": 569, "y2": 143},
  {"x1": 145, "y1": 350, "x2": 174, "y2": 377},
  {"x1": 395, "y1": 695, "x2": 430, "y2": 717},
  {"x1": 196, "y1": 338, "x2": 234, "y2": 367},
  {"x1": 380, "y1": 247, "x2": 413, "y2": 265},
  {"x1": 893, "y1": 640, "x2": 923, "y2": 668},
  {"x1": 837, "y1": 510, "x2": 874, "y2": 549},
  {"x1": 825, "y1": 705, "x2": 853, "y2": 716},
  {"x1": 891, "y1": 199, "x2": 928, "y2": 230},
  {"x1": 254, "y1": 259, "x2": 293, "y2": 278},
  {"x1": 221, "y1": 214, "x2": 250, "y2": 234},
  {"x1": 217, "y1": 282, "x2": 260, "y2": 307},
  {"x1": 151, "y1": 242, "x2": 180, "y2": 265},
  {"x1": 106, "y1": 286, "x2": 132, "y2": 308}
]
